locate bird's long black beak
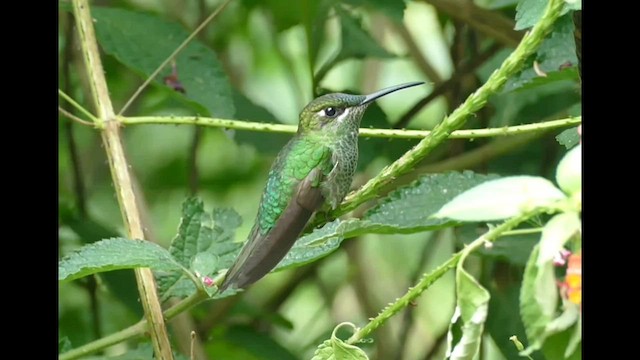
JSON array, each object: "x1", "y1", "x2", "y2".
[{"x1": 360, "y1": 81, "x2": 424, "y2": 105}]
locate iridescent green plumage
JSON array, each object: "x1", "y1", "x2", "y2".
[{"x1": 219, "y1": 82, "x2": 423, "y2": 292}]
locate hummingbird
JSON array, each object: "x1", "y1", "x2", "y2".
[{"x1": 218, "y1": 81, "x2": 424, "y2": 292}]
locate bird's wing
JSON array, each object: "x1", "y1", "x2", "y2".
[{"x1": 218, "y1": 150, "x2": 333, "y2": 292}]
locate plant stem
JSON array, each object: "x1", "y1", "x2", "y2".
[
  {"x1": 347, "y1": 252, "x2": 462, "y2": 344},
  {"x1": 59, "y1": 107, "x2": 94, "y2": 126},
  {"x1": 333, "y1": 0, "x2": 566, "y2": 218},
  {"x1": 60, "y1": 292, "x2": 208, "y2": 360},
  {"x1": 58, "y1": 89, "x2": 99, "y2": 124},
  {"x1": 346, "y1": 207, "x2": 546, "y2": 345},
  {"x1": 72, "y1": 1, "x2": 173, "y2": 359},
  {"x1": 120, "y1": 115, "x2": 580, "y2": 140}
]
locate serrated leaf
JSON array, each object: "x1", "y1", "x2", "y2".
[
  {"x1": 515, "y1": 0, "x2": 549, "y2": 31},
  {"x1": 275, "y1": 172, "x2": 499, "y2": 271},
  {"x1": 507, "y1": 15, "x2": 579, "y2": 91},
  {"x1": 515, "y1": 0, "x2": 578, "y2": 30},
  {"x1": 556, "y1": 144, "x2": 581, "y2": 195},
  {"x1": 435, "y1": 176, "x2": 566, "y2": 221},
  {"x1": 58, "y1": 238, "x2": 184, "y2": 282},
  {"x1": 446, "y1": 266, "x2": 490, "y2": 360},
  {"x1": 276, "y1": 219, "x2": 349, "y2": 271},
  {"x1": 556, "y1": 127, "x2": 579, "y2": 149},
  {"x1": 537, "y1": 212, "x2": 580, "y2": 265},
  {"x1": 338, "y1": 10, "x2": 394, "y2": 61},
  {"x1": 92, "y1": 8, "x2": 234, "y2": 118},
  {"x1": 312, "y1": 323, "x2": 369, "y2": 360},
  {"x1": 156, "y1": 198, "x2": 242, "y2": 300},
  {"x1": 192, "y1": 252, "x2": 219, "y2": 277},
  {"x1": 366, "y1": 171, "x2": 500, "y2": 229},
  {"x1": 60, "y1": 212, "x2": 142, "y2": 316}
]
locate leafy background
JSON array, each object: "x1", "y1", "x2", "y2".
[{"x1": 59, "y1": 0, "x2": 581, "y2": 359}]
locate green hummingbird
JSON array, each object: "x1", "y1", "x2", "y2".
[{"x1": 218, "y1": 81, "x2": 424, "y2": 292}]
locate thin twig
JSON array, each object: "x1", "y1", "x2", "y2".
[
  {"x1": 59, "y1": 107, "x2": 94, "y2": 126},
  {"x1": 117, "y1": 0, "x2": 234, "y2": 116},
  {"x1": 120, "y1": 115, "x2": 581, "y2": 140},
  {"x1": 58, "y1": 89, "x2": 99, "y2": 124}
]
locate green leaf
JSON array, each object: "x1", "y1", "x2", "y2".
[
  {"x1": 515, "y1": 0, "x2": 549, "y2": 30},
  {"x1": 519, "y1": 245, "x2": 560, "y2": 353},
  {"x1": 484, "y1": 273, "x2": 540, "y2": 360},
  {"x1": 338, "y1": 10, "x2": 394, "y2": 61},
  {"x1": 366, "y1": 171, "x2": 500, "y2": 229},
  {"x1": 92, "y1": 8, "x2": 234, "y2": 118},
  {"x1": 446, "y1": 265, "x2": 490, "y2": 360},
  {"x1": 456, "y1": 224, "x2": 538, "y2": 266},
  {"x1": 60, "y1": 211, "x2": 142, "y2": 316},
  {"x1": 59, "y1": 337, "x2": 72, "y2": 353},
  {"x1": 515, "y1": 0, "x2": 579, "y2": 30},
  {"x1": 435, "y1": 176, "x2": 566, "y2": 221},
  {"x1": 565, "y1": 315, "x2": 582, "y2": 357},
  {"x1": 537, "y1": 212, "x2": 580, "y2": 265},
  {"x1": 507, "y1": 15, "x2": 579, "y2": 91},
  {"x1": 344, "y1": 0, "x2": 406, "y2": 22},
  {"x1": 58, "y1": 238, "x2": 184, "y2": 282},
  {"x1": 192, "y1": 252, "x2": 219, "y2": 277},
  {"x1": 276, "y1": 219, "x2": 349, "y2": 271},
  {"x1": 540, "y1": 324, "x2": 581, "y2": 360},
  {"x1": 555, "y1": 144, "x2": 581, "y2": 195},
  {"x1": 276, "y1": 172, "x2": 499, "y2": 271},
  {"x1": 311, "y1": 323, "x2": 369, "y2": 360},
  {"x1": 156, "y1": 198, "x2": 243, "y2": 300},
  {"x1": 555, "y1": 127, "x2": 580, "y2": 149},
  {"x1": 564, "y1": 0, "x2": 581, "y2": 10}
]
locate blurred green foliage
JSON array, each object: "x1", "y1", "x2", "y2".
[{"x1": 59, "y1": 0, "x2": 581, "y2": 359}]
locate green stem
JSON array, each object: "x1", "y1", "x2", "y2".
[
  {"x1": 346, "y1": 207, "x2": 547, "y2": 345},
  {"x1": 120, "y1": 115, "x2": 580, "y2": 140},
  {"x1": 334, "y1": 0, "x2": 566, "y2": 218},
  {"x1": 59, "y1": 107, "x2": 95, "y2": 126},
  {"x1": 58, "y1": 89, "x2": 100, "y2": 124},
  {"x1": 59, "y1": 322, "x2": 148, "y2": 360},
  {"x1": 59, "y1": 292, "x2": 207, "y2": 360},
  {"x1": 347, "y1": 252, "x2": 462, "y2": 344},
  {"x1": 72, "y1": 0, "x2": 173, "y2": 358},
  {"x1": 501, "y1": 228, "x2": 544, "y2": 236}
]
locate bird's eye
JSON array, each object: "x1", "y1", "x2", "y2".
[{"x1": 324, "y1": 107, "x2": 338, "y2": 118}]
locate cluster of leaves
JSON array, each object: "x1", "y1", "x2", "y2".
[{"x1": 59, "y1": 0, "x2": 581, "y2": 359}]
